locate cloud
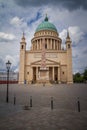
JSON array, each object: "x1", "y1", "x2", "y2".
[
  {"x1": 10, "y1": 16, "x2": 23, "y2": 26},
  {"x1": 0, "y1": 57, "x2": 5, "y2": 71},
  {"x1": 69, "y1": 26, "x2": 84, "y2": 44},
  {"x1": 27, "y1": 12, "x2": 42, "y2": 25},
  {"x1": 10, "y1": 16, "x2": 29, "y2": 33},
  {"x1": 0, "y1": 55, "x2": 19, "y2": 72},
  {"x1": 72, "y1": 53, "x2": 79, "y2": 59},
  {"x1": 14, "y1": 0, "x2": 87, "y2": 11},
  {"x1": 0, "y1": 32, "x2": 15, "y2": 41},
  {"x1": 82, "y1": 48, "x2": 87, "y2": 54},
  {"x1": 59, "y1": 29, "x2": 67, "y2": 42},
  {"x1": 5, "y1": 55, "x2": 19, "y2": 66},
  {"x1": 5, "y1": 55, "x2": 19, "y2": 72},
  {"x1": 59, "y1": 26, "x2": 84, "y2": 45}
]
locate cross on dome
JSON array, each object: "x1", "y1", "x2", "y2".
[{"x1": 44, "y1": 14, "x2": 48, "y2": 21}]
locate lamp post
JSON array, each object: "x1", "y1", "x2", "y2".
[{"x1": 6, "y1": 60, "x2": 11, "y2": 103}]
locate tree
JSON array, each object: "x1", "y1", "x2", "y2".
[
  {"x1": 83, "y1": 69, "x2": 87, "y2": 82},
  {"x1": 73, "y1": 72, "x2": 83, "y2": 83}
]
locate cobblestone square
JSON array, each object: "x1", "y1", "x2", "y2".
[{"x1": 0, "y1": 84, "x2": 87, "y2": 130}]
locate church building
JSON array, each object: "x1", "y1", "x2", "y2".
[{"x1": 19, "y1": 15, "x2": 73, "y2": 84}]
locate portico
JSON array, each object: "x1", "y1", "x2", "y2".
[{"x1": 31, "y1": 66, "x2": 60, "y2": 83}]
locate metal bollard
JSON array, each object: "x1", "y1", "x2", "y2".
[
  {"x1": 51, "y1": 97, "x2": 53, "y2": 110},
  {"x1": 30, "y1": 96, "x2": 32, "y2": 107},
  {"x1": 14, "y1": 95, "x2": 16, "y2": 105},
  {"x1": 77, "y1": 97, "x2": 80, "y2": 112}
]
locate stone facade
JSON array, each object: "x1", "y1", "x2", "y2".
[{"x1": 19, "y1": 16, "x2": 73, "y2": 84}]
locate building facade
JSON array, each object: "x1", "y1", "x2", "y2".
[
  {"x1": 19, "y1": 16, "x2": 73, "y2": 84},
  {"x1": 0, "y1": 71, "x2": 18, "y2": 84}
]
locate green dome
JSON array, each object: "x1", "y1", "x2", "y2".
[{"x1": 35, "y1": 16, "x2": 57, "y2": 33}]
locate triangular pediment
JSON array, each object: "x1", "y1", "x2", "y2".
[{"x1": 31, "y1": 59, "x2": 59, "y2": 65}]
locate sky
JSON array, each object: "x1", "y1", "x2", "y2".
[{"x1": 0, "y1": 0, "x2": 87, "y2": 73}]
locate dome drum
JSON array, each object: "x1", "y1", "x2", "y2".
[{"x1": 34, "y1": 30, "x2": 59, "y2": 37}]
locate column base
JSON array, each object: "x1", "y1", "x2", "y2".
[
  {"x1": 58, "y1": 81, "x2": 61, "y2": 84},
  {"x1": 67, "y1": 81, "x2": 73, "y2": 84},
  {"x1": 18, "y1": 81, "x2": 24, "y2": 84}
]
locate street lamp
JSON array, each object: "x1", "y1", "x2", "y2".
[{"x1": 6, "y1": 60, "x2": 11, "y2": 103}]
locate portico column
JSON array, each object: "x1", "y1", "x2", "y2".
[
  {"x1": 48, "y1": 39, "x2": 51, "y2": 49},
  {"x1": 57, "y1": 41, "x2": 58, "y2": 50},
  {"x1": 53, "y1": 67, "x2": 54, "y2": 81},
  {"x1": 30, "y1": 67, "x2": 33, "y2": 82},
  {"x1": 54, "y1": 40, "x2": 55, "y2": 50},
  {"x1": 47, "y1": 39, "x2": 49, "y2": 49},
  {"x1": 58, "y1": 67, "x2": 61, "y2": 83},
  {"x1": 39, "y1": 39, "x2": 41, "y2": 49},
  {"x1": 35, "y1": 41, "x2": 36, "y2": 49},
  {"x1": 37, "y1": 40, "x2": 38, "y2": 50},
  {"x1": 40, "y1": 39, "x2": 42, "y2": 49},
  {"x1": 51, "y1": 39, "x2": 52, "y2": 49},
  {"x1": 33, "y1": 43, "x2": 35, "y2": 50},
  {"x1": 58, "y1": 42, "x2": 59, "y2": 50},
  {"x1": 36, "y1": 67, "x2": 38, "y2": 81},
  {"x1": 31, "y1": 43, "x2": 33, "y2": 50},
  {"x1": 32, "y1": 42, "x2": 34, "y2": 50},
  {"x1": 47, "y1": 67, "x2": 49, "y2": 81}
]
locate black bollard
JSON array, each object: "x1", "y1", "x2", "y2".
[
  {"x1": 77, "y1": 97, "x2": 80, "y2": 112},
  {"x1": 30, "y1": 96, "x2": 32, "y2": 107},
  {"x1": 14, "y1": 95, "x2": 16, "y2": 105},
  {"x1": 51, "y1": 97, "x2": 53, "y2": 110}
]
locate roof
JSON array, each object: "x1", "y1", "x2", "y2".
[{"x1": 35, "y1": 16, "x2": 57, "y2": 33}]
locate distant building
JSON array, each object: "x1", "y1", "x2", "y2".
[
  {"x1": 0, "y1": 72, "x2": 18, "y2": 84},
  {"x1": 19, "y1": 15, "x2": 73, "y2": 84}
]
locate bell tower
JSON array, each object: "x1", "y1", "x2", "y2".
[
  {"x1": 19, "y1": 32, "x2": 26, "y2": 84},
  {"x1": 66, "y1": 30, "x2": 73, "y2": 83}
]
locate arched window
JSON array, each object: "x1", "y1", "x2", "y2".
[
  {"x1": 21, "y1": 45, "x2": 24, "y2": 49},
  {"x1": 27, "y1": 72, "x2": 29, "y2": 75},
  {"x1": 45, "y1": 44, "x2": 47, "y2": 49},
  {"x1": 68, "y1": 44, "x2": 70, "y2": 49}
]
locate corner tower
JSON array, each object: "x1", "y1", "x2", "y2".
[
  {"x1": 66, "y1": 30, "x2": 73, "y2": 83},
  {"x1": 19, "y1": 33, "x2": 26, "y2": 84}
]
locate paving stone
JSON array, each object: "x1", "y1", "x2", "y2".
[{"x1": 0, "y1": 84, "x2": 87, "y2": 130}]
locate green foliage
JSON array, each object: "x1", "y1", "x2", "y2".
[
  {"x1": 83, "y1": 69, "x2": 87, "y2": 82},
  {"x1": 73, "y1": 73, "x2": 83, "y2": 83},
  {"x1": 83, "y1": 69, "x2": 87, "y2": 80},
  {"x1": 73, "y1": 68, "x2": 87, "y2": 83}
]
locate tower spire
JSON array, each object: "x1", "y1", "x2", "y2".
[
  {"x1": 22, "y1": 31, "x2": 25, "y2": 38},
  {"x1": 67, "y1": 29, "x2": 70, "y2": 39},
  {"x1": 23, "y1": 31, "x2": 24, "y2": 37},
  {"x1": 21, "y1": 31, "x2": 25, "y2": 41}
]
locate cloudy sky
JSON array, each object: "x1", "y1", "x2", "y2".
[{"x1": 0, "y1": 0, "x2": 87, "y2": 73}]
